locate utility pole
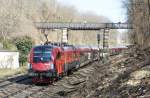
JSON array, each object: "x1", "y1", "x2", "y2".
[
  {"x1": 148, "y1": 0, "x2": 150, "y2": 15},
  {"x1": 97, "y1": 33, "x2": 100, "y2": 60},
  {"x1": 148, "y1": 0, "x2": 150, "y2": 34}
]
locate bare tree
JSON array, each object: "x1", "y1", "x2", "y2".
[
  {"x1": 124, "y1": 0, "x2": 150, "y2": 47},
  {"x1": 0, "y1": 0, "x2": 112, "y2": 46}
]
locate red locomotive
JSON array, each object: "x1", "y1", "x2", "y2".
[{"x1": 28, "y1": 43, "x2": 94, "y2": 83}]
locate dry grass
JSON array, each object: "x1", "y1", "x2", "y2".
[{"x1": 0, "y1": 66, "x2": 27, "y2": 79}]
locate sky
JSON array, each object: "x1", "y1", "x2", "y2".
[{"x1": 58, "y1": 0, "x2": 126, "y2": 23}]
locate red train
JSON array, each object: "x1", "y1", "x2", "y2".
[
  {"x1": 28, "y1": 44, "x2": 96, "y2": 83},
  {"x1": 109, "y1": 45, "x2": 128, "y2": 55},
  {"x1": 28, "y1": 43, "x2": 127, "y2": 83}
]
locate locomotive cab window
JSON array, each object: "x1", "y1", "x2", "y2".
[{"x1": 33, "y1": 46, "x2": 52, "y2": 63}]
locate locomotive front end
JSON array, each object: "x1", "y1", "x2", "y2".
[{"x1": 28, "y1": 45, "x2": 56, "y2": 83}]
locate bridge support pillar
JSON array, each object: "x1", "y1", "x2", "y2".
[
  {"x1": 103, "y1": 29, "x2": 109, "y2": 49},
  {"x1": 61, "y1": 28, "x2": 68, "y2": 43},
  {"x1": 102, "y1": 29, "x2": 109, "y2": 61}
]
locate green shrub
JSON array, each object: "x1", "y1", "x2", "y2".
[{"x1": 14, "y1": 36, "x2": 34, "y2": 66}]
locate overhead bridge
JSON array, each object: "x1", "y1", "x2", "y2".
[
  {"x1": 34, "y1": 22, "x2": 133, "y2": 45},
  {"x1": 34, "y1": 22, "x2": 133, "y2": 30}
]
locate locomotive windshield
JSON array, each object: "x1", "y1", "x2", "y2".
[{"x1": 33, "y1": 46, "x2": 52, "y2": 63}]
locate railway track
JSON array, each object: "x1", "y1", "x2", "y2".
[
  {"x1": 0, "y1": 75, "x2": 31, "y2": 98},
  {"x1": 0, "y1": 73, "x2": 27, "y2": 83},
  {"x1": 0, "y1": 75, "x2": 48, "y2": 98},
  {"x1": 0, "y1": 75, "x2": 29, "y2": 88},
  {"x1": 0, "y1": 57, "x2": 98, "y2": 98},
  {"x1": 3, "y1": 85, "x2": 47, "y2": 98}
]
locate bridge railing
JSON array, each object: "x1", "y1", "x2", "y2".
[{"x1": 34, "y1": 22, "x2": 133, "y2": 30}]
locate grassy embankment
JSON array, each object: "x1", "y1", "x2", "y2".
[{"x1": 0, "y1": 66, "x2": 27, "y2": 79}]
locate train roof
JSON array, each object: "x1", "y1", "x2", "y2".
[
  {"x1": 33, "y1": 45, "x2": 58, "y2": 49},
  {"x1": 32, "y1": 44, "x2": 76, "y2": 51}
]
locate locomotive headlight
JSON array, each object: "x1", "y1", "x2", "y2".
[
  {"x1": 27, "y1": 63, "x2": 32, "y2": 69},
  {"x1": 50, "y1": 63, "x2": 54, "y2": 70}
]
